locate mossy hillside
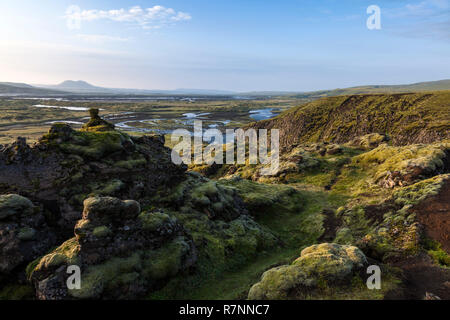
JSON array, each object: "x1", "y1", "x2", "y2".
[
  {"x1": 148, "y1": 185, "x2": 347, "y2": 299},
  {"x1": 189, "y1": 142, "x2": 363, "y2": 188},
  {"x1": 139, "y1": 210, "x2": 176, "y2": 232},
  {"x1": 142, "y1": 174, "x2": 293, "y2": 299},
  {"x1": 163, "y1": 138, "x2": 449, "y2": 299},
  {"x1": 37, "y1": 126, "x2": 144, "y2": 207},
  {"x1": 276, "y1": 144, "x2": 362, "y2": 187},
  {"x1": 346, "y1": 133, "x2": 389, "y2": 150},
  {"x1": 217, "y1": 177, "x2": 304, "y2": 218},
  {"x1": 142, "y1": 210, "x2": 279, "y2": 299},
  {"x1": 167, "y1": 209, "x2": 278, "y2": 275},
  {"x1": 323, "y1": 143, "x2": 449, "y2": 203},
  {"x1": 247, "y1": 91, "x2": 450, "y2": 149}
]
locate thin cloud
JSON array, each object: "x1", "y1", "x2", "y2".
[
  {"x1": 385, "y1": 0, "x2": 449, "y2": 17},
  {"x1": 76, "y1": 34, "x2": 129, "y2": 43},
  {"x1": 65, "y1": 5, "x2": 191, "y2": 30},
  {"x1": 383, "y1": 0, "x2": 450, "y2": 41}
]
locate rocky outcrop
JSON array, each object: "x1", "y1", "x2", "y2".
[
  {"x1": 0, "y1": 194, "x2": 57, "y2": 279},
  {"x1": 0, "y1": 111, "x2": 186, "y2": 233},
  {"x1": 409, "y1": 176, "x2": 450, "y2": 253},
  {"x1": 29, "y1": 196, "x2": 197, "y2": 300}
]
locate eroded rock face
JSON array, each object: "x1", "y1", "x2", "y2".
[
  {"x1": 29, "y1": 196, "x2": 197, "y2": 300},
  {"x1": 248, "y1": 243, "x2": 369, "y2": 300},
  {"x1": 411, "y1": 176, "x2": 450, "y2": 253},
  {"x1": 0, "y1": 118, "x2": 186, "y2": 233},
  {"x1": 0, "y1": 194, "x2": 57, "y2": 278}
]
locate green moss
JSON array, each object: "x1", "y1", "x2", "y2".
[
  {"x1": 393, "y1": 174, "x2": 449, "y2": 206},
  {"x1": 17, "y1": 227, "x2": 36, "y2": 241},
  {"x1": 56, "y1": 130, "x2": 131, "y2": 160},
  {"x1": 31, "y1": 238, "x2": 80, "y2": 279},
  {"x1": 334, "y1": 227, "x2": 355, "y2": 245},
  {"x1": 139, "y1": 211, "x2": 174, "y2": 232},
  {"x1": 115, "y1": 156, "x2": 147, "y2": 169},
  {"x1": 0, "y1": 283, "x2": 34, "y2": 300},
  {"x1": 142, "y1": 236, "x2": 192, "y2": 280},
  {"x1": 218, "y1": 178, "x2": 303, "y2": 218},
  {"x1": 25, "y1": 256, "x2": 42, "y2": 280},
  {"x1": 69, "y1": 236, "x2": 191, "y2": 299},
  {"x1": 422, "y1": 238, "x2": 450, "y2": 267},
  {"x1": 354, "y1": 143, "x2": 448, "y2": 182},
  {"x1": 97, "y1": 179, "x2": 125, "y2": 196},
  {"x1": 0, "y1": 194, "x2": 33, "y2": 219},
  {"x1": 347, "y1": 133, "x2": 388, "y2": 149},
  {"x1": 159, "y1": 174, "x2": 242, "y2": 221},
  {"x1": 92, "y1": 226, "x2": 111, "y2": 238},
  {"x1": 69, "y1": 252, "x2": 141, "y2": 299}
]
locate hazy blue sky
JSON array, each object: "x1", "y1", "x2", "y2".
[{"x1": 0, "y1": 0, "x2": 449, "y2": 91}]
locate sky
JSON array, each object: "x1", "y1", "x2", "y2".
[{"x1": 0, "y1": 0, "x2": 449, "y2": 91}]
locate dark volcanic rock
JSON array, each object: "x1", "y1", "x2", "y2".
[
  {"x1": 29, "y1": 196, "x2": 197, "y2": 300},
  {"x1": 0, "y1": 194, "x2": 57, "y2": 279},
  {"x1": 0, "y1": 114, "x2": 186, "y2": 233}
]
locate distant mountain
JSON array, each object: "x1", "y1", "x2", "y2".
[
  {"x1": 0, "y1": 82, "x2": 68, "y2": 95},
  {"x1": 1, "y1": 79, "x2": 449, "y2": 97},
  {"x1": 38, "y1": 80, "x2": 114, "y2": 94},
  {"x1": 36, "y1": 81, "x2": 235, "y2": 95},
  {"x1": 36, "y1": 78, "x2": 450, "y2": 96},
  {"x1": 281, "y1": 79, "x2": 450, "y2": 99}
]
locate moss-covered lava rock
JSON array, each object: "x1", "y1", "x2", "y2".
[
  {"x1": 248, "y1": 243, "x2": 400, "y2": 300},
  {"x1": 29, "y1": 196, "x2": 197, "y2": 299},
  {"x1": 0, "y1": 111, "x2": 186, "y2": 232},
  {"x1": 0, "y1": 194, "x2": 57, "y2": 279}
]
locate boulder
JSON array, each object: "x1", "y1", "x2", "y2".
[
  {"x1": 248, "y1": 243, "x2": 368, "y2": 300},
  {"x1": 0, "y1": 194, "x2": 33, "y2": 220}
]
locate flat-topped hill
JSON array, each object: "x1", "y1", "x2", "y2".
[{"x1": 247, "y1": 91, "x2": 450, "y2": 150}]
